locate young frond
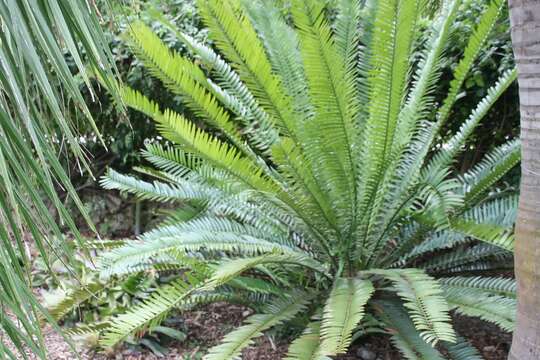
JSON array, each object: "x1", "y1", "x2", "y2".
[
  {"x1": 205, "y1": 253, "x2": 327, "y2": 289},
  {"x1": 47, "y1": 281, "x2": 109, "y2": 321}
]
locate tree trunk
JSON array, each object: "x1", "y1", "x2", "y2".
[{"x1": 508, "y1": 1, "x2": 540, "y2": 359}]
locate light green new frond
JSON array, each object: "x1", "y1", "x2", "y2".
[
  {"x1": 204, "y1": 293, "x2": 311, "y2": 360},
  {"x1": 442, "y1": 337, "x2": 483, "y2": 360},
  {"x1": 101, "y1": 274, "x2": 206, "y2": 348},
  {"x1": 126, "y1": 22, "x2": 256, "y2": 159},
  {"x1": 449, "y1": 219, "x2": 514, "y2": 251},
  {"x1": 64, "y1": 322, "x2": 111, "y2": 338},
  {"x1": 461, "y1": 140, "x2": 521, "y2": 206},
  {"x1": 378, "y1": 301, "x2": 445, "y2": 360},
  {"x1": 439, "y1": 276, "x2": 516, "y2": 298},
  {"x1": 444, "y1": 287, "x2": 515, "y2": 332},
  {"x1": 197, "y1": 0, "x2": 298, "y2": 136},
  {"x1": 285, "y1": 322, "x2": 328, "y2": 360},
  {"x1": 205, "y1": 253, "x2": 327, "y2": 289},
  {"x1": 290, "y1": 0, "x2": 357, "y2": 232},
  {"x1": 162, "y1": 28, "x2": 279, "y2": 152},
  {"x1": 372, "y1": 269, "x2": 455, "y2": 345},
  {"x1": 118, "y1": 87, "x2": 278, "y2": 193},
  {"x1": 320, "y1": 278, "x2": 374, "y2": 355}
]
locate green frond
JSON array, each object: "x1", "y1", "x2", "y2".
[
  {"x1": 126, "y1": 21, "x2": 264, "y2": 161},
  {"x1": 116, "y1": 87, "x2": 278, "y2": 193},
  {"x1": 47, "y1": 281, "x2": 109, "y2": 321},
  {"x1": 100, "y1": 273, "x2": 206, "y2": 348},
  {"x1": 439, "y1": 276, "x2": 516, "y2": 298},
  {"x1": 197, "y1": 0, "x2": 298, "y2": 135},
  {"x1": 426, "y1": 68, "x2": 517, "y2": 173},
  {"x1": 205, "y1": 253, "x2": 327, "y2": 289},
  {"x1": 371, "y1": 269, "x2": 455, "y2": 344},
  {"x1": 142, "y1": 143, "x2": 202, "y2": 178},
  {"x1": 461, "y1": 140, "x2": 521, "y2": 206},
  {"x1": 356, "y1": 0, "x2": 427, "y2": 262},
  {"x1": 435, "y1": 0, "x2": 503, "y2": 128},
  {"x1": 285, "y1": 322, "x2": 328, "y2": 360},
  {"x1": 320, "y1": 278, "x2": 374, "y2": 355},
  {"x1": 449, "y1": 219, "x2": 514, "y2": 251},
  {"x1": 64, "y1": 322, "x2": 111, "y2": 338},
  {"x1": 101, "y1": 169, "x2": 218, "y2": 203},
  {"x1": 378, "y1": 301, "x2": 445, "y2": 360},
  {"x1": 420, "y1": 243, "x2": 511, "y2": 273},
  {"x1": 291, "y1": 0, "x2": 357, "y2": 231},
  {"x1": 444, "y1": 287, "x2": 515, "y2": 332},
  {"x1": 442, "y1": 336, "x2": 483, "y2": 360},
  {"x1": 204, "y1": 293, "x2": 310, "y2": 360}
]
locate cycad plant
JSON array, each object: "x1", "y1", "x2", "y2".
[{"x1": 57, "y1": 0, "x2": 520, "y2": 358}]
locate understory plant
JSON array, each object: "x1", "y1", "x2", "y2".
[{"x1": 52, "y1": 0, "x2": 520, "y2": 358}]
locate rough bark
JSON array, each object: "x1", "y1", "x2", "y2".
[{"x1": 508, "y1": 1, "x2": 540, "y2": 359}]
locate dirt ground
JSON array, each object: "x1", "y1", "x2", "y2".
[{"x1": 6, "y1": 303, "x2": 511, "y2": 360}]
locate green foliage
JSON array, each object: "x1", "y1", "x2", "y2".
[
  {"x1": 0, "y1": 0, "x2": 118, "y2": 358},
  {"x1": 54, "y1": 0, "x2": 519, "y2": 358}
]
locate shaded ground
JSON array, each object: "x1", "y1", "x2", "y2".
[{"x1": 7, "y1": 303, "x2": 511, "y2": 359}]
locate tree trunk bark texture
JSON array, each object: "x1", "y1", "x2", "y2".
[{"x1": 508, "y1": 1, "x2": 540, "y2": 359}]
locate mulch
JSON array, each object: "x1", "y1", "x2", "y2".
[{"x1": 3, "y1": 303, "x2": 511, "y2": 359}]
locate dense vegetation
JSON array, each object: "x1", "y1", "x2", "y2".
[{"x1": 48, "y1": 0, "x2": 522, "y2": 359}]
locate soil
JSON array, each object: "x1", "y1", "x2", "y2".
[{"x1": 5, "y1": 303, "x2": 511, "y2": 360}]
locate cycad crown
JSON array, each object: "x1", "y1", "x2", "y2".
[{"x1": 55, "y1": 0, "x2": 520, "y2": 358}]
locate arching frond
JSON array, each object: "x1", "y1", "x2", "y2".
[
  {"x1": 439, "y1": 276, "x2": 516, "y2": 298},
  {"x1": 444, "y1": 287, "x2": 515, "y2": 332},
  {"x1": 461, "y1": 140, "x2": 521, "y2": 206},
  {"x1": 100, "y1": 273, "x2": 206, "y2": 347},
  {"x1": 378, "y1": 301, "x2": 445, "y2": 360},
  {"x1": 371, "y1": 269, "x2": 455, "y2": 344},
  {"x1": 285, "y1": 322, "x2": 327, "y2": 360},
  {"x1": 442, "y1": 337, "x2": 483, "y2": 360},
  {"x1": 204, "y1": 293, "x2": 310, "y2": 360}
]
